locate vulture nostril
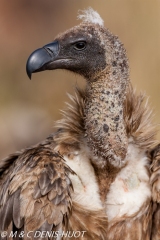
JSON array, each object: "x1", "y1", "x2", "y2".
[
  {"x1": 44, "y1": 47, "x2": 54, "y2": 57},
  {"x1": 43, "y1": 41, "x2": 59, "y2": 58}
]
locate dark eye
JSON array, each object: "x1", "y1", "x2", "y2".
[{"x1": 74, "y1": 41, "x2": 86, "y2": 51}]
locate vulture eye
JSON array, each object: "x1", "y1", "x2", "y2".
[{"x1": 73, "y1": 41, "x2": 86, "y2": 51}]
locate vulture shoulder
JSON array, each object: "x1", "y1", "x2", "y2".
[
  {"x1": 150, "y1": 144, "x2": 160, "y2": 239},
  {"x1": 150, "y1": 144, "x2": 160, "y2": 203},
  {"x1": 0, "y1": 133, "x2": 73, "y2": 237}
]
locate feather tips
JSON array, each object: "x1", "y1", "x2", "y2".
[
  {"x1": 124, "y1": 85, "x2": 157, "y2": 149},
  {"x1": 77, "y1": 7, "x2": 104, "y2": 27}
]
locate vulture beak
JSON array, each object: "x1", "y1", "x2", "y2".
[{"x1": 26, "y1": 41, "x2": 59, "y2": 79}]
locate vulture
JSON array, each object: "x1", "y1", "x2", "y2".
[{"x1": 0, "y1": 7, "x2": 160, "y2": 240}]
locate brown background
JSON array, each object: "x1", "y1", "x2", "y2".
[{"x1": 0, "y1": 0, "x2": 160, "y2": 159}]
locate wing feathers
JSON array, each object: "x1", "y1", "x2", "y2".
[
  {"x1": 13, "y1": 189, "x2": 24, "y2": 229},
  {"x1": 33, "y1": 183, "x2": 42, "y2": 199},
  {"x1": 47, "y1": 189, "x2": 57, "y2": 201},
  {"x1": 0, "y1": 194, "x2": 14, "y2": 231},
  {"x1": 150, "y1": 144, "x2": 160, "y2": 203},
  {"x1": 39, "y1": 170, "x2": 51, "y2": 190},
  {"x1": 0, "y1": 135, "x2": 73, "y2": 238}
]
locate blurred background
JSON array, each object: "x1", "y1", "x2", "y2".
[{"x1": 0, "y1": 0, "x2": 160, "y2": 159}]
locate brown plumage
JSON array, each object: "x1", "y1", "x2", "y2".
[{"x1": 0, "y1": 7, "x2": 160, "y2": 240}]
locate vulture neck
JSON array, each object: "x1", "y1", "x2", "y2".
[{"x1": 84, "y1": 69, "x2": 129, "y2": 169}]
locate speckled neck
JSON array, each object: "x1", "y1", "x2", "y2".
[{"x1": 84, "y1": 68, "x2": 129, "y2": 168}]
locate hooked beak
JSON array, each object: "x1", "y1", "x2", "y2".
[{"x1": 26, "y1": 41, "x2": 59, "y2": 79}]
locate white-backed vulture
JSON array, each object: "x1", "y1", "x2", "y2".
[{"x1": 0, "y1": 8, "x2": 160, "y2": 240}]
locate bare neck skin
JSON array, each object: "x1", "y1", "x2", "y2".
[{"x1": 84, "y1": 64, "x2": 129, "y2": 169}]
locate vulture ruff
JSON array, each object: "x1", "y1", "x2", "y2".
[{"x1": 0, "y1": 7, "x2": 160, "y2": 240}]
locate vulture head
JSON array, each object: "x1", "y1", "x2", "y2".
[
  {"x1": 26, "y1": 8, "x2": 130, "y2": 168},
  {"x1": 27, "y1": 8, "x2": 129, "y2": 86}
]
